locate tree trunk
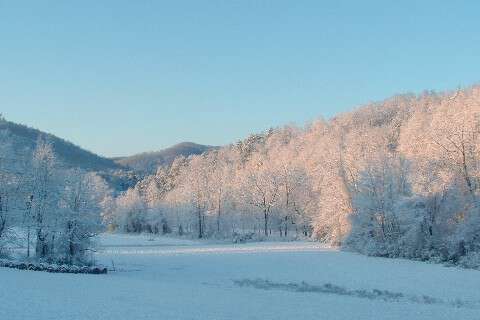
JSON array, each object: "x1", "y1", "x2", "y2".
[
  {"x1": 0, "y1": 218, "x2": 5, "y2": 239},
  {"x1": 217, "y1": 197, "x2": 221, "y2": 234},
  {"x1": 264, "y1": 210, "x2": 268, "y2": 237},
  {"x1": 36, "y1": 229, "x2": 48, "y2": 258},
  {"x1": 26, "y1": 227, "x2": 30, "y2": 258},
  {"x1": 69, "y1": 239, "x2": 75, "y2": 264},
  {"x1": 198, "y1": 207, "x2": 203, "y2": 239},
  {"x1": 461, "y1": 148, "x2": 475, "y2": 196}
]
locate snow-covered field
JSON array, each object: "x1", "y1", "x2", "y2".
[{"x1": 2, "y1": 234, "x2": 480, "y2": 320}]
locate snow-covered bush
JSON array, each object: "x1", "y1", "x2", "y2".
[
  {"x1": 0, "y1": 259, "x2": 107, "y2": 274},
  {"x1": 345, "y1": 154, "x2": 411, "y2": 256},
  {"x1": 345, "y1": 159, "x2": 480, "y2": 268}
]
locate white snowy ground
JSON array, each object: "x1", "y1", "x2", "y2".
[{"x1": 2, "y1": 234, "x2": 480, "y2": 320}]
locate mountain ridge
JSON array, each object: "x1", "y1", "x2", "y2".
[
  {"x1": 0, "y1": 118, "x2": 122, "y2": 172},
  {"x1": 114, "y1": 142, "x2": 219, "y2": 174}
]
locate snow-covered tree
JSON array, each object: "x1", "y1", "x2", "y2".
[
  {"x1": 57, "y1": 170, "x2": 109, "y2": 264},
  {"x1": 239, "y1": 154, "x2": 280, "y2": 237},
  {"x1": 0, "y1": 130, "x2": 18, "y2": 256},
  {"x1": 30, "y1": 137, "x2": 59, "y2": 259}
]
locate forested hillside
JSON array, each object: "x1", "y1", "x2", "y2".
[
  {"x1": 114, "y1": 142, "x2": 218, "y2": 174},
  {"x1": 110, "y1": 85, "x2": 480, "y2": 268},
  {"x1": 0, "y1": 117, "x2": 122, "y2": 171}
]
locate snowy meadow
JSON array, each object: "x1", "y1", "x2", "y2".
[{"x1": 2, "y1": 233, "x2": 480, "y2": 320}]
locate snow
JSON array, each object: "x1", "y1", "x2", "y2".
[{"x1": 1, "y1": 234, "x2": 480, "y2": 320}]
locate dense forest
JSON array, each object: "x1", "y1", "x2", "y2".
[{"x1": 110, "y1": 85, "x2": 480, "y2": 268}]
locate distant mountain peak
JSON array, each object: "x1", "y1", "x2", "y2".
[{"x1": 114, "y1": 142, "x2": 219, "y2": 173}]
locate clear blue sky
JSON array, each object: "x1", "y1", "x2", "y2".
[{"x1": 1, "y1": 1, "x2": 479, "y2": 157}]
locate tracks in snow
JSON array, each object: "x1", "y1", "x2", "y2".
[{"x1": 234, "y1": 279, "x2": 479, "y2": 309}]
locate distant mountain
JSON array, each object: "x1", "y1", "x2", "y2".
[
  {"x1": 0, "y1": 118, "x2": 122, "y2": 171},
  {"x1": 114, "y1": 142, "x2": 219, "y2": 174},
  {"x1": 0, "y1": 118, "x2": 139, "y2": 191}
]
